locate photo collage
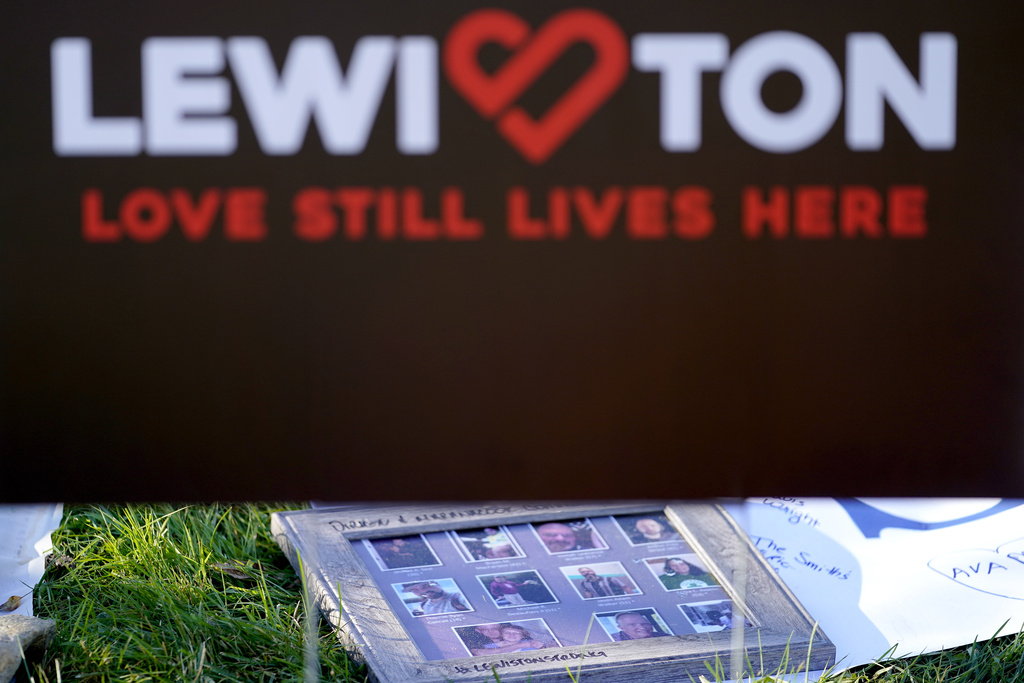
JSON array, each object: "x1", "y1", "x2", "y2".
[{"x1": 350, "y1": 513, "x2": 749, "y2": 661}]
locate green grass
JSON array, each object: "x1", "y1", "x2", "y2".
[
  {"x1": 26, "y1": 505, "x2": 1024, "y2": 682},
  {"x1": 31, "y1": 504, "x2": 363, "y2": 683},
  {"x1": 691, "y1": 626, "x2": 1024, "y2": 683},
  {"x1": 834, "y1": 631, "x2": 1024, "y2": 683}
]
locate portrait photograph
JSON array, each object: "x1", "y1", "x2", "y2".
[
  {"x1": 679, "y1": 600, "x2": 751, "y2": 633},
  {"x1": 392, "y1": 578, "x2": 474, "y2": 618},
  {"x1": 611, "y1": 512, "x2": 683, "y2": 545},
  {"x1": 531, "y1": 518, "x2": 607, "y2": 554},
  {"x1": 453, "y1": 619, "x2": 561, "y2": 657},
  {"x1": 643, "y1": 554, "x2": 719, "y2": 591},
  {"x1": 365, "y1": 534, "x2": 442, "y2": 571},
  {"x1": 594, "y1": 608, "x2": 674, "y2": 641},
  {"x1": 559, "y1": 561, "x2": 641, "y2": 600},
  {"x1": 476, "y1": 570, "x2": 558, "y2": 608},
  {"x1": 447, "y1": 525, "x2": 524, "y2": 562}
]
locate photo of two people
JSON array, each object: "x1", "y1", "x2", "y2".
[{"x1": 453, "y1": 619, "x2": 561, "y2": 657}]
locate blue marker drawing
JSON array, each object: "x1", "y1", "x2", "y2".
[{"x1": 927, "y1": 538, "x2": 1024, "y2": 601}]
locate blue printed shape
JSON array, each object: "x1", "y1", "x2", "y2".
[{"x1": 837, "y1": 499, "x2": 1024, "y2": 539}]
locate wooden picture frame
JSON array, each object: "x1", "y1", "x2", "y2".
[{"x1": 272, "y1": 502, "x2": 834, "y2": 682}]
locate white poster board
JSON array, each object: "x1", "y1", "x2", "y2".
[
  {"x1": 727, "y1": 498, "x2": 1024, "y2": 670},
  {"x1": 0, "y1": 504, "x2": 63, "y2": 616}
]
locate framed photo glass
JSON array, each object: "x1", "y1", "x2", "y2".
[{"x1": 273, "y1": 503, "x2": 834, "y2": 681}]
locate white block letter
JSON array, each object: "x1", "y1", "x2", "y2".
[
  {"x1": 633, "y1": 33, "x2": 728, "y2": 151},
  {"x1": 721, "y1": 32, "x2": 842, "y2": 153},
  {"x1": 143, "y1": 38, "x2": 236, "y2": 155},
  {"x1": 396, "y1": 37, "x2": 438, "y2": 154},
  {"x1": 51, "y1": 38, "x2": 142, "y2": 156},
  {"x1": 846, "y1": 33, "x2": 957, "y2": 150},
  {"x1": 227, "y1": 36, "x2": 395, "y2": 155}
]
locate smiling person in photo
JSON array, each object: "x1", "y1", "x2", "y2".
[
  {"x1": 402, "y1": 581, "x2": 470, "y2": 616},
  {"x1": 534, "y1": 520, "x2": 605, "y2": 553},
  {"x1": 611, "y1": 612, "x2": 669, "y2": 640},
  {"x1": 659, "y1": 557, "x2": 715, "y2": 590}
]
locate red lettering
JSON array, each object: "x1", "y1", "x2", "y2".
[
  {"x1": 402, "y1": 187, "x2": 440, "y2": 240},
  {"x1": 549, "y1": 187, "x2": 571, "y2": 239},
  {"x1": 626, "y1": 186, "x2": 668, "y2": 239},
  {"x1": 441, "y1": 188, "x2": 483, "y2": 240},
  {"x1": 377, "y1": 187, "x2": 398, "y2": 240},
  {"x1": 81, "y1": 189, "x2": 121, "y2": 242},
  {"x1": 170, "y1": 188, "x2": 221, "y2": 242},
  {"x1": 889, "y1": 186, "x2": 927, "y2": 237},
  {"x1": 293, "y1": 187, "x2": 336, "y2": 241},
  {"x1": 336, "y1": 188, "x2": 374, "y2": 240},
  {"x1": 120, "y1": 188, "x2": 171, "y2": 242},
  {"x1": 507, "y1": 187, "x2": 545, "y2": 239},
  {"x1": 224, "y1": 188, "x2": 267, "y2": 241},
  {"x1": 794, "y1": 186, "x2": 835, "y2": 238},
  {"x1": 574, "y1": 187, "x2": 622, "y2": 240},
  {"x1": 839, "y1": 186, "x2": 883, "y2": 238},
  {"x1": 672, "y1": 187, "x2": 714, "y2": 239},
  {"x1": 743, "y1": 186, "x2": 789, "y2": 239}
]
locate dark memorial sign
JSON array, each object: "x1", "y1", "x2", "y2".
[{"x1": 3, "y1": 2, "x2": 1023, "y2": 500}]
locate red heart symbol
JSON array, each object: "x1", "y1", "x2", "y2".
[{"x1": 444, "y1": 9, "x2": 629, "y2": 164}]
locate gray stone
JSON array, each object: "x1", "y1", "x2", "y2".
[{"x1": 0, "y1": 615, "x2": 56, "y2": 683}]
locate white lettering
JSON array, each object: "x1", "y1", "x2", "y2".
[
  {"x1": 50, "y1": 27, "x2": 959, "y2": 158},
  {"x1": 396, "y1": 37, "x2": 439, "y2": 154},
  {"x1": 51, "y1": 38, "x2": 142, "y2": 156},
  {"x1": 720, "y1": 32, "x2": 842, "y2": 153},
  {"x1": 846, "y1": 33, "x2": 957, "y2": 150},
  {"x1": 226, "y1": 36, "x2": 395, "y2": 155},
  {"x1": 143, "y1": 38, "x2": 236, "y2": 155},
  {"x1": 632, "y1": 33, "x2": 729, "y2": 151}
]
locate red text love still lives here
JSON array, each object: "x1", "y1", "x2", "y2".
[{"x1": 81, "y1": 185, "x2": 926, "y2": 242}]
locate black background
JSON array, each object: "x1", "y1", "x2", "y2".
[{"x1": 3, "y1": 2, "x2": 1024, "y2": 501}]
